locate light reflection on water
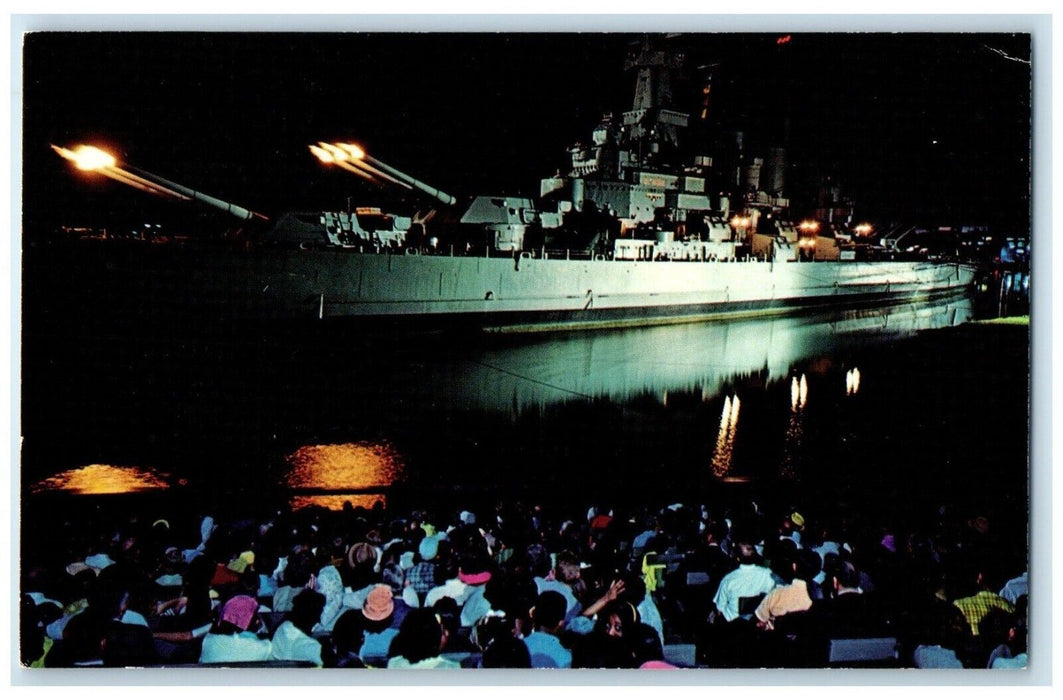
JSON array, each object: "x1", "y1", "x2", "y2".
[
  {"x1": 284, "y1": 442, "x2": 403, "y2": 510},
  {"x1": 710, "y1": 394, "x2": 740, "y2": 478},
  {"x1": 29, "y1": 464, "x2": 171, "y2": 495},
  {"x1": 846, "y1": 367, "x2": 861, "y2": 395},
  {"x1": 417, "y1": 295, "x2": 974, "y2": 415},
  {"x1": 22, "y1": 295, "x2": 976, "y2": 502},
  {"x1": 781, "y1": 389, "x2": 806, "y2": 481}
]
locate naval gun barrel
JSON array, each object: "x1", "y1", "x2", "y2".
[
  {"x1": 124, "y1": 165, "x2": 269, "y2": 222},
  {"x1": 360, "y1": 154, "x2": 457, "y2": 207}
]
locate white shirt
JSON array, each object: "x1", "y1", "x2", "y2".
[
  {"x1": 713, "y1": 563, "x2": 776, "y2": 622},
  {"x1": 268, "y1": 621, "x2": 323, "y2": 666},
  {"x1": 199, "y1": 631, "x2": 272, "y2": 664},
  {"x1": 425, "y1": 578, "x2": 471, "y2": 607}
]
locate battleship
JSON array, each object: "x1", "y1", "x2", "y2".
[{"x1": 36, "y1": 40, "x2": 978, "y2": 335}]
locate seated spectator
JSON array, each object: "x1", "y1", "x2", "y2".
[
  {"x1": 779, "y1": 511, "x2": 805, "y2": 548},
  {"x1": 271, "y1": 548, "x2": 315, "y2": 614},
  {"x1": 620, "y1": 571, "x2": 663, "y2": 646},
  {"x1": 44, "y1": 606, "x2": 109, "y2": 667},
  {"x1": 482, "y1": 634, "x2": 532, "y2": 668},
  {"x1": 311, "y1": 562, "x2": 346, "y2": 634},
  {"x1": 386, "y1": 608, "x2": 460, "y2": 669},
  {"x1": 712, "y1": 541, "x2": 776, "y2": 623},
  {"x1": 358, "y1": 584, "x2": 399, "y2": 667},
  {"x1": 20, "y1": 594, "x2": 48, "y2": 667},
  {"x1": 911, "y1": 602, "x2": 969, "y2": 669},
  {"x1": 425, "y1": 557, "x2": 472, "y2": 608},
  {"x1": 534, "y1": 550, "x2": 583, "y2": 624},
  {"x1": 953, "y1": 564, "x2": 1015, "y2": 637},
  {"x1": 630, "y1": 621, "x2": 677, "y2": 669},
  {"x1": 573, "y1": 599, "x2": 639, "y2": 669},
  {"x1": 269, "y1": 588, "x2": 326, "y2": 666},
  {"x1": 199, "y1": 595, "x2": 271, "y2": 664},
  {"x1": 457, "y1": 552, "x2": 495, "y2": 627},
  {"x1": 679, "y1": 518, "x2": 735, "y2": 602},
  {"x1": 982, "y1": 598, "x2": 1028, "y2": 669},
  {"x1": 407, "y1": 535, "x2": 442, "y2": 605},
  {"x1": 998, "y1": 571, "x2": 1028, "y2": 606},
  {"x1": 755, "y1": 548, "x2": 818, "y2": 630},
  {"x1": 523, "y1": 590, "x2": 572, "y2": 668},
  {"x1": 808, "y1": 555, "x2": 888, "y2": 639},
  {"x1": 328, "y1": 609, "x2": 366, "y2": 668},
  {"x1": 433, "y1": 597, "x2": 479, "y2": 654}
]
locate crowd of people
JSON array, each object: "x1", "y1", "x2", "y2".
[{"x1": 20, "y1": 493, "x2": 1028, "y2": 671}]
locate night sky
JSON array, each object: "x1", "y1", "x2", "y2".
[{"x1": 21, "y1": 31, "x2": 1032, "y2": 233}]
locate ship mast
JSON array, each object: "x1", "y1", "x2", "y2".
[{"x1": 620, "y1": 38, "x2": 689, "y2": 174}]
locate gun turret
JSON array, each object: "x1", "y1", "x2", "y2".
[
  {"x1": 360, "y1": 153, "x2": 456, "y2": 207},
  {"x1": 310, "y1": 142, "x2": 457, "y2": 208},
  {"x1": 52, "y1": 144, "x2": 268, "y2": 222},
  {"x1": 123, "y1": 165, "x2": 268, "y2": 222}
]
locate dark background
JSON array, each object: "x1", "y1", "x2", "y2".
[
  {"x1": 22, "y1": 32, "x2": 1032, "y2": 233},
  {"x1": 19, "y1": 32, "x2": 1031, "y2": 575}
]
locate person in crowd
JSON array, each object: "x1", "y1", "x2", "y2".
[
  {"x1": 272, "y1": 548, "x2": 316, "y2": 614},
  {"x1": 532, "y1": 548, "x2": 583, "y2": 624},
  {"x1": 712, "y1": 540, "x2": 776, "y2": 622},
  {"x1": 425, "y1": 552, "x2": 473, "y2": 608},
  {"x1": 755, "y1": 548, "x2": 819, "y2": 630},
  {"x1": 952, "y1": 562, "x2": 1015, "y2": 637},
  {"x1": 620, "y1": 571, "x2": 664, "y2": 646},
  {"x1": 981, "y1": 597, "x2": 1028, "y2": 669},
  {"x1": 457, "y1": 551, "x2": 496, "y2": 627},
  {"x1": 778, "y1": 511, "x2": 805, "y2": 548},
  {"x1": 998, "y1": 570, "x2": 1028, "y2": 606},
  {"x1": 407, "y1": 534, "x2": 442, "y2": 605},
  {"x1": 807, "y1": 555, "x2": 887, "y2": 638},
  {"x1": 911, "y1": 601, "x2": 970, "y2": 669},
  {"x1": 21, "y1": 594, "x2": 48, "y2": 667},
  {"x1": 630, "y1": 621, "x2": 677, "y2": 669},
  {"x1": 482, "y1": 633, "x2": 532, "y2": 668},
  {"x1": 327, "y1": 609, "x2": 367, "y2": 668},
  {"x1": 343, "y1": 540, "x2": 381, "y2": 602},
  {"x1": 312, "y1": 560, "x2": 346, "y2": 634},
  {"x1": 573, "y1": 599, "x2": 640, "y2": 668},
  {"x1": 358, "y1": 584, "x2": 399, "y2": 667},
  {"x1": 269, "y1": 588, "x2": 327, "y2": 666},
  {"x1": 386, "y1": 608, "x2": 460, "y2": 669},
  {"x1": 44, "y1": 605, "x2": 110, "y2": 667},
  {"x1": 433, "y1": 597, "x2": 480, "y2": 655},
  {"x1": 680, "y1": 518, "x2": 735, "y2": 602},
  {"x1": 198, "y1": 594, "x2": 271, "y2": 664},
  {"x1": 523, "y1": 590, "x2": 572, "y2": 668}
]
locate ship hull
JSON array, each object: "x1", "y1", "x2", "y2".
[{"x1": 24, "y1": 243, "x2": 979, "y2": 334}]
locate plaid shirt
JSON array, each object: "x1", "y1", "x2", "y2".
[
  {"x1": 953, "y1": 590, "x2": 1014, "y2": 635},
  {"x1": 407, "y1": 562, "x2": 437, "y2": 595}
]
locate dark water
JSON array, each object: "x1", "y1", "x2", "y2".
[{"x1": 20, "y1": 289, "x2": 1030, "y2": 551}]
